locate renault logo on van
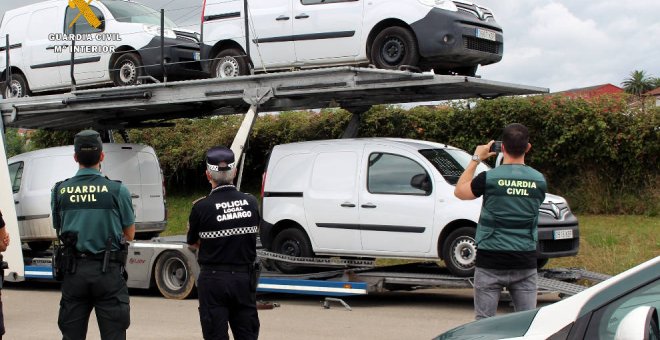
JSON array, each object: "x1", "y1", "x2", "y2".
[{"x1": 68, "y1": 0, "x2": 102, "y2": 29}]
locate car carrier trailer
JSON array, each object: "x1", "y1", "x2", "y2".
[{"x1": 0, "y1": 66, "x2": 601, "y2": 300}]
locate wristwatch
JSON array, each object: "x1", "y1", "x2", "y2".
[{"x1": 471, "y1": 154, "x2": 481, "y2": 163}]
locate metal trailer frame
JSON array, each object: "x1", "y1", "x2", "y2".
[{"x1": 1, "y1": 66, "x2": 598, "y2": 301}]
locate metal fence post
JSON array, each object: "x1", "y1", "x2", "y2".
[
  {"x1": 70, "y1": 25, "x2": 77, "y2": 90},
  {"x1": 161, "y1": 9, "x2": 167, "y2": 83}
]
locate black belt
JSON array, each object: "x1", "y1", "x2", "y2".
[
  {"x1": 76, "y1": 252, "x2": 123, "y2": 262},
  {"x1": 200, "y1": 264, "x2": 251, "y2": 273}
]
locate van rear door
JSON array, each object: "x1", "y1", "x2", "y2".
[
  {"x1": 358, "y1": 145, "x2": 435, "y2": 253},
  {"x1": 292, "y1": 0, "x2": 364, "y2": 63},
  {"x1": 102, "y1": 149, "x2": 143, "y2": 223},
  {"x1": 137, "y1": 150, "x2": 165, "y2": 223}
]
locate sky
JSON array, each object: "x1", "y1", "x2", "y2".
[{"x1": 1, "y1": 0, "x2": 658, "y2": 92}]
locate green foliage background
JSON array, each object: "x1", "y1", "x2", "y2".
[{"x1": 27, "y1": 94, "x2": 659, "y2": 215}]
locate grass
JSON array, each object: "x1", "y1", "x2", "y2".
[{"x1": 163, "y1": 192, "x2": 659, "y2": 276}]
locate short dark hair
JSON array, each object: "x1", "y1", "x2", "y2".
[
  {"x1": 502, "y1": 123, "x2": 529, "y2": 157},
  {"x1": 76, "y1": 150, "x2": 101, "y2": 167}
]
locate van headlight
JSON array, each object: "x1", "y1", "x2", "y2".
[
  {"x1": 418, "y1": 0, "x2": 458, "y2": 11},
  {"x1": 143, "y1": 25, "x2": 177, "y2": 39}
]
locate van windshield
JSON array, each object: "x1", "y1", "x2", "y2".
[
  {"x1": 8, "y1": 162, "x2": 23, "y2": 193},
  {"x1": 102, "y1": 1, "x2": 176, "y2": 27},
  {"x1": 419, "y1": 148, "x2": 490, "y2": 185}
]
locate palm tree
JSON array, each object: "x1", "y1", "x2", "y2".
[{"x1": 621, "y1": 70, "x2": 653, "y2": 97}]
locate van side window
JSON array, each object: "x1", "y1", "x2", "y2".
[
  {"x1": 367, "y1": 153, "x2": 430, "y2": 195},
  {"x1": 64, "y1": 6, "x2": 105, "y2": 34},
  {"x1": 301, "y1": 0, "x2": 359, "y2": 5},
  {"x1": 8, "y1": 162, "x2": 24, "y2": 193}
]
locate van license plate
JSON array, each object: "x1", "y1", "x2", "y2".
[
  {"x1": 476, "y1": 28, "x2": 497, "y2": 41},
  {"x1": 553, "y1": 229, "x2": 573, "y2": 240},
  {"x1": 194, "y1": 52, "x2": 201, "y2": 61}
]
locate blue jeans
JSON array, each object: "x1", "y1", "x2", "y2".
[{"x1": 473, "y1": 267, "x2": 537, "y2": 320}]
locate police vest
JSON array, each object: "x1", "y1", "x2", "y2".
[
  {"x1": 476, "y1": 164, "x2": 547, "y2": 253},
  {"x1": 54, "y1": 169, "x2": 129, "y2": 253}
]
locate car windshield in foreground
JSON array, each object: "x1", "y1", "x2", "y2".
[
  {"x1": 103, "y1": 1, "x2": 176, "y2": 27},
  {"x1": 419, "y1": 148, "x2": 490, "y2": 185}
]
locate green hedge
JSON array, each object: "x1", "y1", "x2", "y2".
[{"x1": 29, "y1": 94, "x2": 659, "y2": 215}]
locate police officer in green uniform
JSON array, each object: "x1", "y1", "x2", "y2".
[
  {"x1": 51, "y1": 130, "x2": 135, "y2": 340},
  {"x1": 455, "y1": 123, "x2": 547, "y2": 320}
]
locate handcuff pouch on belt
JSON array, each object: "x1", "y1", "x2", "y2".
[{"x1": 52, "y1": 231, "x2": 78, "y2": 281}]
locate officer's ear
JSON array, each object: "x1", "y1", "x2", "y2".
[
  {"x1": 525, "y1": 143, "x2": 532, "y2": 154},
  {"x1": 205, "y1": 170, "x2": 212, "y2": 182},
  {"x1": 99, "y1": 151, "x2": 105, "y2": 162}
]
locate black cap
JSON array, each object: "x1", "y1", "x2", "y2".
[
  {"x1": 206, "y1": 146, "x2": 235, "y2": 172},
  {"x1": 74, "y1": 130, "x2": 103, "y2": 153}
]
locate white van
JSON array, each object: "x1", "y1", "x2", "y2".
[
  {"x1": 200, "y1": 0, "x2": 503, "y2": 78},
  {"x1": 7, "y1": 143, "x2": 167, "y2": 251},
  {"x1": 0, "y1": 0, "x2": 202, "y2": 98},
  {"x1": 260, "y1": 138, "x2": 580, "y2": 276}
]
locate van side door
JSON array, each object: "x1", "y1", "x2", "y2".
[
  {"x1": 59, "y1": 4, "x2": 107, "y2": 85},
  {"x1": 292, "y1": 0, "x2": 364, "y2": 64},
  {"x1": 24, "y1": 5, "x2": 63, "y2": 90},
  {"x1": 303, "y1": 148, "x2": 362, "y2": 252},
  {"x1": 358, "y1": 145, "x2": 435, "y2": 254},
  {"x1": 248, "y1": 0, "x2": 296, "y2": 69}
]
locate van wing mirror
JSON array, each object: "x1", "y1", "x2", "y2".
[
  {"x1": 614, "y1": 306, "x2": 658, "y2": 340},
  {"x1": 410, "y1": 174, "x2": 431, "y2": 193}
]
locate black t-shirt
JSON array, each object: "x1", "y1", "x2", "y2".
[
  {"x1": 470, "y1": 171, "x2": 487, "y2": 197},
  {"x1": 187, "y1": 185, "x2": 260, "y2": 266}
]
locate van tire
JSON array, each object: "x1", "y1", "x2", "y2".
[
  {"x1": 27, "y1": 241, "x2": 52, "y2": 252},
  {"x1": 154, "y1": 251, "x2": 196, "y2": 299},
  {"x1": 112, "y1": 53, "x2": 143, "y2": 86},
  {"x1": 271, "y1": 228, "x2": 313, "y2": 274},
  {"x1": 3, "y1": 73, "x2": 30, "y2": 98},
  {"x1": 211, "y1": 48, "x2": 249, "y2": 78},
  {"x1": 370, "y1": 26, "x2": 419, "y2": 70},
  {"x1": 441, "y1": 226, "x2": 477, "y2": 277}
]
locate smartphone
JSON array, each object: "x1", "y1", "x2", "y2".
[{"x1": 490, "y1": 141, "x2": 502, "y2": 153}]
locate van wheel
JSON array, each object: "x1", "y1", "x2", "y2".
[
  {"x1": 28, "y1": 241, "x2": 52, "y2": 252},
  {"x1": 154, "y1": 251, "x2": 196, "y2": 299},
  {"x1": 442, "y1": 226, "x2": 477, "y2": 277},
  {"x1": 370, "y1": 26, "x2": 419, "y2": 70},
  {"x1": 3, "y1": 73, "x2": 30, "y2": 98},
  {"x1": 211, "y1": 48, "x2": 249, "y2": 78},
  {"x1": 271, "y1": 228, "x2": 313, "y2": 274},
  {"x1": 112, "y1": 53, "x2": 143, "y2": 86}
]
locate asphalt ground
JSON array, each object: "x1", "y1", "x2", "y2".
[{"x1": 2, "y1": 282, "x2": 560, "y2": 339}]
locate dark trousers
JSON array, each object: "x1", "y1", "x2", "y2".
[
  {"x1": 197, "y1": 270, "x2": 260, "y2": 340},
  {"x1": 59, "y1": 260, "x2": 130, "y2": 340}
]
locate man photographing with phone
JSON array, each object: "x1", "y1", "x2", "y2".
[{"x1": 454, "y1": 123, "x2": 547, "y2": 320}]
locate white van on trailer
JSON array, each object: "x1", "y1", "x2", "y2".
[
  {"x1": 200, "y1": 0, "x2": 503, "y2": 78},
  {"x1": 0, "y1": 0, "x2": 202, "y2": 98},
  {"x1": 260, "y1": 138, "x2": 580, "y2": 277},
  {"x1": 8, "y1": 143, "x2": 167, "y2": 250}
]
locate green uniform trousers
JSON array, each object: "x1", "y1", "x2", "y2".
[{"x1": 59, "y1": 259, "x2": 130, "y2": 340}]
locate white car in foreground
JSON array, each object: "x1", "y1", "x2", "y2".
[{"x1": 434, "y1": 256, "x2": 660, "y2": 340}]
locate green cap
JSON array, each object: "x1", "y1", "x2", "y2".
[{"x1": 74, "y1": 130, "x2": 103, "y2": 153}]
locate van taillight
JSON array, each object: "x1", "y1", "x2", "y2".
[
  {"x1": 260, "y1": 172, "x2": 266, "y2": 198},
  {"x1": 162, "y1": 171, "x2": 167, "y2": 220}
]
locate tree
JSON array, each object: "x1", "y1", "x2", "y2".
[{"x1": 621, "y1": 70, "x2": 653, "y2": 97}]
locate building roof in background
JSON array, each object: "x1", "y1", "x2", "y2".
[{"x1": 554, "y1": 83, "x2": 624, "y2": 99}]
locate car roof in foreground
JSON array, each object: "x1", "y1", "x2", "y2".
[{"x1": 434, "y1": 256, "x2": 659, "y2": 339}]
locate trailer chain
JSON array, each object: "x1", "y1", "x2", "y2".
[{"x1": 257, "y1": 250, "x2": 376, "y2": 268}]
